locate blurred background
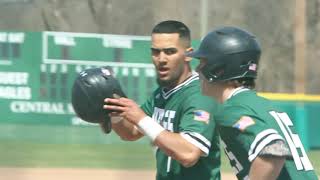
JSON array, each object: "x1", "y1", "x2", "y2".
[
  {"x1": 1, "y1": 0, "x2": 320, "y2": 93},
  {"x1": 0, "y1": 0, "x2": 319, "y2": 179}
]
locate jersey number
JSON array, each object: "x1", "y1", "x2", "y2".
[
  {"x1": 269, "y1": 111, "x2": 313, "y2": 171},
  {"x1": 221, "y1": 140, "x2": 249, "y2": 180}
]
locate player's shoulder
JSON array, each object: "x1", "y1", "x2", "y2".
[
  {"x1": 184, "y1": 97, "x2": 222, "y2": 120},
  {"x1": 183, "y1": 83, "x2": 218, "y2": 104},
  {"x1": 178, "y1": 82, "x2": 220, "y2": 110},
  {"x1": 214, "y1": 98, "x2": 254, "y2": 127},
  {"x1": 227, "y1": 89, "x2": 270, "y2": 105},
  {"x1": 141, "y1": 87, "x2": 161, "y2": 107},
  {"x1": 181, "y1": 76, "x2": 204, "y2": 96},
  {"x1": 217, "y1": 90, "x2": 274, "y2": 126},
  {"x1": 221, "y1": 103, "x2": 250, "y2": 117}
]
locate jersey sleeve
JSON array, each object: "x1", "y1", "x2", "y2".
[
  {"x1": 221, "y1": 105, "x2": 286, "y2": 162},
  {"x1": 140, "y1": 94, "x2": 155, "y2": 117},
  {"x1": 179, "y1": 94, "x2": 221, "y2": 156}
]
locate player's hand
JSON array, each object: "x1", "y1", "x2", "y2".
[{"x1": 103, "y1": 97, "x2": 146, "y2": 125}]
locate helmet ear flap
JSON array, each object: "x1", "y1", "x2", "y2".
[{"x1": 201, "y1": 62, "x2": 226, "y2": 82}]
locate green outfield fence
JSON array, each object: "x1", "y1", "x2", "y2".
[
  {"x1": 0, "y1": 31, "x2": 319, "y2": 150},
  {"x1": 258, "y1": 93, "x2": 320, "y2": 150}
]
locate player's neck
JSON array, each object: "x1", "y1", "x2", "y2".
[{"x1": 164, "y1": 70, "x2": 193, "y2": 90}]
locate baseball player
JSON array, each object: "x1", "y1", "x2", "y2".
[
  {"x1": 187, "y1": 26, "x2": 318, "y2": 179},
  {"x1": 101, "y1": 20, "x2": 222, "y2": 180}
]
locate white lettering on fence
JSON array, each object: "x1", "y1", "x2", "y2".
[{"x1": 10, "y1": 101, "x2": 71, "y2": 114}]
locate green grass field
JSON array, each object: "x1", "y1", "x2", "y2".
[
  {"x1": 0, "y1": 140, "x2": 319, "y2": 175},
  {"x1": 0, "y1": 140, "x2": 154, "y2": 169}
]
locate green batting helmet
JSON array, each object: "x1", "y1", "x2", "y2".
[
  {"x1": 71, "y1": 66, "x2": 126, "y2": 133},
  {"x1": 187, "y1": 26, "x2": 261, "y2": 82}
]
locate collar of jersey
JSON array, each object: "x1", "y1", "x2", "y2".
[
  {"x1": 227, "y1": 86, "x2": 250, "y2": 100},
  {"x1": 161, "y1": 72, "x2": 199, "y2": 99}
]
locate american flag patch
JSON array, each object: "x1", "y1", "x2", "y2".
[
  {"x1": 233, "y1": 116, "x2": 255, "y2": 131},
  {"x1": 194, "y1": 110, "x2": 210, "y2": 124}
]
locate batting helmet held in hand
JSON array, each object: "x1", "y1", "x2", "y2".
[
  {"x1": 71, "y1": 66, "x2": 126, "y2": 133},
  {"x1": 187, "y1": 26, "x2": 261, "y2": 82}
]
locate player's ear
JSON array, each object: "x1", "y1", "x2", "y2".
[{"x1": 185, "y1": 47, "x2": 193, "y2": 62}]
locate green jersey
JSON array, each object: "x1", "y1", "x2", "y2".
[
  {"x1": 141, "y1": 73, "x2": 221, "y2": 180},
  {"x1": 217, "y1": 88, "x2": 317, "y2": 180}
]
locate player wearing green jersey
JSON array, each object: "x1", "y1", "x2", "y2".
[
  {"x1": 102, "y1": 20, "x2": 221, "y2": 180},
  {"x1": 187, "y1": 26, "x2": 318, "y2": 180}
]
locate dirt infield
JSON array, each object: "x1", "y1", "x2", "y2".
[{"x1": 0, "y1": 168, "x2": 237, "y2": 180}]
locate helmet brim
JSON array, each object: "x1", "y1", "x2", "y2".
[{"x1": 185, "y1": 50, "x2": 206, "y2": 59}]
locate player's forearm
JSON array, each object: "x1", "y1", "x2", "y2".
[
  {"x1": 249, "y1": 156, "x2": 285, "y2": 180},
  {"x1": 100, "y1": 119, "x2": 143, "y2": 141},
  {"x1": 154, "y1": 131, "x2": 203, "y2": 167},
  {"x1": 135, "y1": 116, "x2": 203, "y2": 167},
  {"x1": 111, "y1": 120, "x2": 143, "y2": 141}
]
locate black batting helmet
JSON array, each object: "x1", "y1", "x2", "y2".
[
  {"x1": 71, "y1": 66, "x2": 126, "y2": 133},
  {"x1": 187, "y1": 26, "x2": 261, "y2": 82}
]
